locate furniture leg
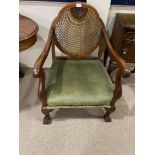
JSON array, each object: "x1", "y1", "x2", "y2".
[
  {"x1": 43, "y1": 114, "x2": 50, "y2": 125},
  {"x1": 41, "y1": 108, "x2": 53, "y2": 125},
  {"x1": 104, "y1": 105, "x2": 116, "y2": 122},
  {"x1": 103, "y1": 49, "x2": 108, "y2": 66},
  {"x1": 107, "y1": 59, "x2": 118, "y2": 75},
  {"x1": 104, "y1": 69, "x2": 124, "y2": 122},
  {"x1": 19, "y1": 70, "x2": 24, "y2": 78},
  {"x1": 37, "y1": 69, "x2": 54, "y2": 125}
]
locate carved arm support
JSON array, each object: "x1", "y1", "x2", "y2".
[
  {"x1": 102, "y1": 29, "x2": 130, "y2": 78},
  {"x1": 33, "y1": 27, "x2": 53, "y2": 78},
  {"x1": 102, "y1": 29, "x2": 130, "y2": 105},
  {"x1": 33, "y1": 26, "x2": 53, "y2": 106}
]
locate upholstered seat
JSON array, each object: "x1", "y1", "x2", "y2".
[
  {"x1": 33, "y1": 3, "x2": 130, "y2": 124},
  {"x1": 45, "y1": 60, "x2": 114, "y2": 109}
]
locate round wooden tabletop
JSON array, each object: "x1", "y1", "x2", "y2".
[{"x1": 19, "y1": 14, "x2": 39, "y2": 52}]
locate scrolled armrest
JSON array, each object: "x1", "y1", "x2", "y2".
[
  {"x1": 33, "y1": 53, "x2": 47, "y2": 78},
  {"x1": 33, "y1": 27, "x2": 53, "y2": 78},
  {"x1": 102, "y1": 29, "x2": 130, "y2": 78}
]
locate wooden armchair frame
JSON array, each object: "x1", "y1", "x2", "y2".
[{"x1": 33, "y1": 3, "x2": 130, "y2": 124}]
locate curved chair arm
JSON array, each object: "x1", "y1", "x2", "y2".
[
  {"x1": 102, "y1": 29, "x2": 130, "y2": 78},
  {"x1": 33, "y1": 27, "x2": 53, "y2": 78}
]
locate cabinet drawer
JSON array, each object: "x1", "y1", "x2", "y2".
[{"x1": 110, "y1": 13, "x2": 135, "y2": 64}]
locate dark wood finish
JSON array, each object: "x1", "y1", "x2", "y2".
[
  {"x1": 104, "y1": 69, "x2": 122, "y2": 122},
  {"x1": 19, "y1": 70, "x2": 24, "y2": 78},
  {"x1": 111, "y1": 14, "x2": 135, "y2": 63},
  {"x1": 52, "y1": 3, "x2": 105, "y2": 58},
  {"x1": 33, "y1": 26, "x2": 53, "y2": 125},
  {"x1": 33, "y1": 26, "x2": 53, "y2": 78},
  {"x1": 107, "y1": 13, "x2": 135, "y2": 75},
  {"x1": 19, "y1": 14, "x2": 39, "y2": 51},
  {"x1": 33, "y1": 3, "x2": 130, "y2": 124},
  {"x1": 20, "y1": 34, "x2": 37, "y2": 52},
  {"x1": 102, "y1": 29, "x2": 130, "y2": 77},
  {"x1": 19, "y1": 14, "x2": 39, "y2": 78},
  {"x1": 39, "y1": 69, "x2": 53, "y2": 125}
]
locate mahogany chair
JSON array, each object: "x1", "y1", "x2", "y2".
[{"x1": 33, "y1": 3, "x2": 130, "y2": 124}]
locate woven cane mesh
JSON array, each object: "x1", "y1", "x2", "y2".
[{"x1": 54, "y1": 6, "x2": 103, "y2": 57}]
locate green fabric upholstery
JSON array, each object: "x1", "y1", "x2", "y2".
[{"x1": 45, "y1": 60, "x2": 114, "y2": 109}]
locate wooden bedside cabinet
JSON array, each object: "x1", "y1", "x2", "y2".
[{"x1": 107, "y1": 13, "x2": 135, "y2": 74}]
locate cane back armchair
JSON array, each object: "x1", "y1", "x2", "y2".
[{"x1": 33, "y1": 3, "x2": 130, "y2": 124}]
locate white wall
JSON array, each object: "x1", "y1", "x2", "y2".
[
  {"x1": 19, "y1": 0, "x2": 111, "y2": 67},
  {"x1": 19, "y1": 1, "x2": 135, "y2": 68}
]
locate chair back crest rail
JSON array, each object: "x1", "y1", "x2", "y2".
[{"x1": 51, "y1": 2, "x2": 106, "y2": 59}]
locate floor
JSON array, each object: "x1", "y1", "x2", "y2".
[{"x1": 19, "y1": 68, "x2": 135, "y2": 155}]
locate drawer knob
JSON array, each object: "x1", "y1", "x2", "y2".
[{"x1": 122, "y1": 47, "x2": 128, "y2": 55}]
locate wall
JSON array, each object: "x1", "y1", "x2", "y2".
[
  {"x1": 19, "y1": 0, "x2": 111, "y2": 67},
  {"x1": 19, "y1": 1, "x2": 135, "y2": 68}
]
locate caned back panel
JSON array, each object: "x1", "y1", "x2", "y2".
[{"x1": 52, "y1": 3, "x2": 105, "y2": 58}]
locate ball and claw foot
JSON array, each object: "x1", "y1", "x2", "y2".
[
  {"x1": 43, "y1": 115, "x2": 51, "y2": 125},
  {"x1": 104, "y1": 115, "x2": 112, "y2": 122},
  {"x1": 103, "y1": 106, "x2": 116, "y2": 122}
]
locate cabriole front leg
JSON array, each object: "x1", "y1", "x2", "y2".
[
  {"x1": 104, "y1": 106, "x2": 116, "y2": 122},
  {"x1": 104, "y1": 69, "x2": 123, "y2": 122},
  {"x1": 38, "y1": 69, "x2": 53, "y2": 125}
]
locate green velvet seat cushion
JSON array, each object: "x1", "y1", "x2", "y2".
[{"x1": 45, "y1": 60, "x2": 114, "y2": 109}]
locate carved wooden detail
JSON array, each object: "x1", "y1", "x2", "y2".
[
  {"x1": 33, "y1": 3, "x2": 130, "y2": 124},
  {"x1": 104, "y1": 69, "x2": 122, "y2": 122}
]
